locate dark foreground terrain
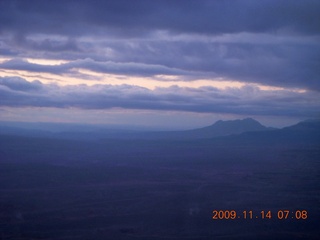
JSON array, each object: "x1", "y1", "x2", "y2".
[{"x1": 0, "y1": 121, "x2": 319, "y2": 239}]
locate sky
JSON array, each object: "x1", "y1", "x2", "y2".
[{"x1": 0, "y1": 0, "x2": 319, "y2": 129}]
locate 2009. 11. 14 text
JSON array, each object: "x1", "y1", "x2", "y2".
[{"x1": 212, "y1": 210, "x2": 308, "y2": 220}]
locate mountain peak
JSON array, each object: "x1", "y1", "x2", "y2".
[
  {"x1": 243, "y1": 117, "x2": 259, "y2": 122},
  {"x1": 213, "y1": 118, "x2": 262, "y2": 126},
  {"x1": 200, "y1": 118, "x2": 267, "y2": 137}
]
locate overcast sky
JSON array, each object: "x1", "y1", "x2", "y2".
[{"x1": 0, "y1": 0, "x2": 319, "y2": 129}]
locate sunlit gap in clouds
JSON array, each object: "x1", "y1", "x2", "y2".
[
  {"x1": 0, "y1": 57, "x2": 308, "y2": 93},
  {"x1": 0, "y1": 57, "x2": 68, "y2": 66}
]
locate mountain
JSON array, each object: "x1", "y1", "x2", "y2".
[
  {"x1": 1, "y1": 118, "x2": 316, "y2": 141},
  {"x1": 127, "y1": 118, "x2": 319, "y2": 143},
  {"x1": 277, "y1": 119, "x2": 320, "y2": 143},
  {"x1": 211, "y1": 119, "x2": 320, "y2": 146},
  {"x1": 3, "y1": 118, "x2": 319, "y2": 143},
  {"x1": 129, "y1": 118, "x2": 271, "y2": 140},
  {"x1": 282, "y1": 119, "x2": 320, "y2": 132},
  {"x1": 183, "y1": 118, "x2": 269, "y2": 138},
  {"x1": 0, "y1": 118, "x2": 272, "y2": 140}
]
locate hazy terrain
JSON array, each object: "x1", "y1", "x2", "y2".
[{"x1": 0, "y1": 119, "x2": 319, "y2": 239}]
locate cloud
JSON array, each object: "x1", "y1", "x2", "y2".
[
  {"x1": 0, "y1": 58, "x2": 190, "y2": 77},
  {"x1": 0, "y1": 77, "x2": 319, "y2": 118},
  {"x1": 0, "y1": 76, "x2": 42, "y2": 91},
  {"x1": 0, "y1": 0, "x2": 319, "y2": 123},
  {"x1": 1, "y1": 34, "x2": 319, "y2": 90},
  {"x1": 10, "y1": 34, "x2": 80, "y2": 52},
  {"x1": 1, "y1": 0, "x2": 319, "y2": 36},
  {"x1": 0, "y1": 58, "x2": 67, "y2": 73}
]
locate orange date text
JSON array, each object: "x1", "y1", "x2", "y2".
[{"x1": 212, "y1": 210, "x2": 308, "y2": 220}]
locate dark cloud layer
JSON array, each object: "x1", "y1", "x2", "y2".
[
  {"x1": 0, "y1": 0, "x2": 319, "y2": 121},
  {"x1": 1, "y1": 0, "x2": 319, "y2": 90},
  {"x1": 0, "y1": 77, "x2": 318, "y2": 118},
  {"x1": 1, "y1": 0, "x2": 320, "y2": 36}
]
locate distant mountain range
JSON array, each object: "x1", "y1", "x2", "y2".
[
  {"x1": 172, "y1": 118, "x2": 272, "y2": 138},
  {"x1": 208, "y1": 119, "x2": 320, "y2": 146},
  {"x1": 124, "y1": 118, "x2": 272, "y2": 140},
  {"x1": 0, "y1": 118, "x2": 319, "y2": 144}
]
